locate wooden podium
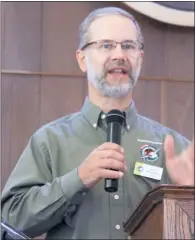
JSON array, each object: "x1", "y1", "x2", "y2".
[{"x1": 123, "y1": 185, "x2": 194, "y2": 239}]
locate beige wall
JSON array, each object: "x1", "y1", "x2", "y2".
[{"x1": 1, "y1": 1, "x2": 194, "y2": 188}]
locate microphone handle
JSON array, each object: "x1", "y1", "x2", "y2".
[{"x1": 104, "y1": 122, "x2": 122, "y2": 193}]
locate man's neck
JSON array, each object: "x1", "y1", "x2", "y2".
[{"x1": 88, "y1": 86, "x2": 132, "y2": 113}]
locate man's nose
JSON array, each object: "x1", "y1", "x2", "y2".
[{"x1": 110, "y1": 44, "x2": 127, "y2": 60}]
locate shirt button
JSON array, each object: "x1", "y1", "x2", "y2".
[
  {"x1": 82, "y1": 192, "x2": 86, "y2": 196},
  {"x1": 93, "y1": 123, "x2": 97, "y2": 128},
  {"x1": 114, "y1": 195, "x2": 119, "y2": 200},
  {"x1": 127, "y1": 125, "x2": 130, "y2": 130},
  {"x1": 115, "y1": 225, "x2": 120, "y2": 230},
  {"x1": 101, "y1": 114, "x2": 106, "y2": 119}
]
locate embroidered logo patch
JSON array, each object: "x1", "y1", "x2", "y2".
[{"x1": 140, "y1": 144, "x2": 159, "y2": 162}]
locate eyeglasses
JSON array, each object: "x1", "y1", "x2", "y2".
[{"x1": 81, "y1": 39, "x2": 144, "y2": 56}]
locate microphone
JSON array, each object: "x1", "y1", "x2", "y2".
[
  {"x1": 104, "y1": 109, "x2": 125, "y2": 193},
  {"x1": 1, "y1": 218, "x2": 31, "y2": 240}
]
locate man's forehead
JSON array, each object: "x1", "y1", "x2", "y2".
[{"x1": 88, "y1": 15, "x2": 137, "y2": 41}]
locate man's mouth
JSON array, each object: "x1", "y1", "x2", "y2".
[{"x1": 107, "y1": 67, "x2": 129, "y2": 76}]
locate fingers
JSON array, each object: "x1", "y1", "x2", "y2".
[
  {"x1": 94, "y1": 169, "x2": 124, "y2": 179},
  {"x1": 98, "y1": 149, "x2": 124, "y2": 162},
  {"x1": 164, "y1": 134, "x2": 175, "y2": 160},
  {"x1": 96, "y1": 143, "x2": 125, "y2": 164},
  {"x1": 97, "y1": 142, "x2": 124, "y2": 153},
  {"x1": 99, "y1": 158, "x2": 127, "y2": 172},
  {"x1": 78, "y1": 142, "x2": 126, "y2": 188},
  {"x1": 96, "y1": 143, "x2": 126, "y2": 171}
]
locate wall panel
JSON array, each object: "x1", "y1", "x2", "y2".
[
  {"x1": 40, "y1": 76, "x2": 85, "y2": 124},
  {"x1": 1, "y1": 2, "x2": 42, "y2": 70},
  {"x1": 165, "y1": 81, "x2": 194, "y2": 138}
]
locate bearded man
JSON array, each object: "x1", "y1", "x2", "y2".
[{"x1": 1, "y1": 6, "x2": 194, "y2": 240}]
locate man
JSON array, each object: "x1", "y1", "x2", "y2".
[{"x1": 1, "y1": 6, "x2": 194, "y2": 240}]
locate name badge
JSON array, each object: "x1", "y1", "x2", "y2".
[{"x1": 133, "y1": 162, "x2": 163, "y2": 181}]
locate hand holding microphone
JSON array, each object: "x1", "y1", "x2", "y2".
[{"x1": 78, "y1": 110, "x2": 126, "y2": 191}]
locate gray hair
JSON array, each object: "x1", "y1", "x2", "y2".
[{"x1": 78, "y1": 7, "x2": 144, "y2": 50}]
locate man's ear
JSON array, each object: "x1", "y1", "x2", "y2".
[
  {"x1": 138, "y1": 50, "x2": 144, "y2": 68},
  {"x1": 140, "y1": 50, "x2": 144, "y2": 62},
  {"x1": 76, "y1": 50, "x2": 87, "y2": 73}
]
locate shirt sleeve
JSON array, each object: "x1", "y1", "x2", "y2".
[{"x1": 1, "y1": 131, "x2": 87, "y2": 238}]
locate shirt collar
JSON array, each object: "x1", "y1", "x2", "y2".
[
  {"x1": 124, "y1": 100, "x2": 138, "y2": 131},
  {"x1": 81, "y1": 98, "x2": 102, "y2": 129},
  {"x1": 81, "y1": 97, "x2": 138, "y2": 131}
]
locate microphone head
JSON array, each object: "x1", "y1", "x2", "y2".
[{"x1": 105, "y1": 109, "x2": 125, "y2": 125}]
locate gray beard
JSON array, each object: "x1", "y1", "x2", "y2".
[
  {"x1": 92, "y1": 79, "x2": 134, "y2": 98},
  {"x1": 86, "y1": 58, "x2": 140, "y2": 98}
]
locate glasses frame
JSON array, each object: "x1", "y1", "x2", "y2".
[{"x1": 81, "y1": 39, "x2": 144, "y2": 52}]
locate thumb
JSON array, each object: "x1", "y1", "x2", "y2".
[{"x1": 164, "y1": 134, "x2": 175, "y2": 160}]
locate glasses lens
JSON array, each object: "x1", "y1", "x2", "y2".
[
  {"x1": 98, "y1": 40, "x2": 115, "y2": 50},
  {"x1": 122, "y1": 41, "x2": 137, "y2": 50}
]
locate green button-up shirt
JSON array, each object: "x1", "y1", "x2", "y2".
[{"x1": 1, "y1": 98, "x2": 189, "y2": 239}]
